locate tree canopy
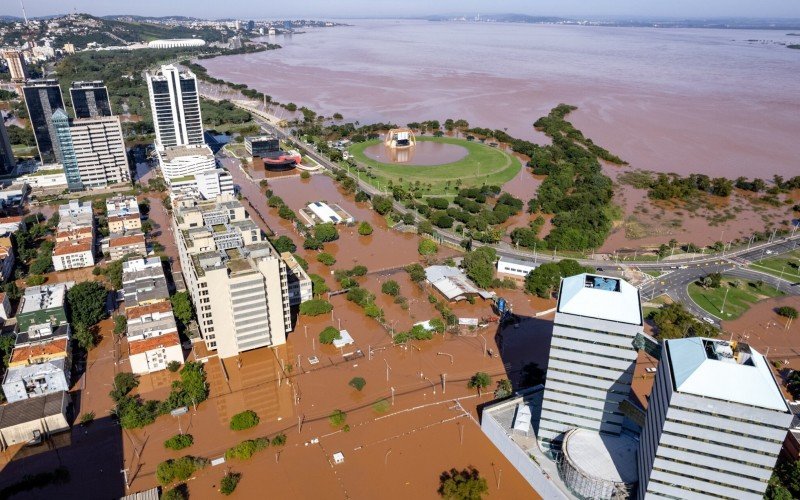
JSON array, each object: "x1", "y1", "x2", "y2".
[
  {"x1": 437, "y1": 467, "x2": 488, "y2": 500},
  {"x1": 462, "y1": 247, "x2": 497, "y2": 289},
  {"x1": 67, "y1": 281, "x2": 108, "y2": 327}
]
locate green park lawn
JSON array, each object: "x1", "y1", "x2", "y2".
[
  {"x1": 749, "y1": 249, "x2": 800, "y2": 282},
  {"x1": 348, "y1": 136, "x2": 520, "y2": 195},
  {"x1": 688, "y1": 276, "x2": 785, "y2": 320}
]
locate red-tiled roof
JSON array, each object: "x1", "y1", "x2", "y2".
[
  {"x1": 9, "y1": 337, "x2": 69, "y2": 365},
  {"x1": 128, "y1": 331, "x2": 180, "y2": 356},
  {"x1": 126, "y1": 300, "x2": 173, "y2": 320},
  {"x1": 0, "y1": 216, "x2": 23, "y2": 223},
  {"x1": 109, "y1": 234, "x2": 145, "y2": 248},
  {"x1": 53, "y1": 239, "x2": 92, "y2": 256}
]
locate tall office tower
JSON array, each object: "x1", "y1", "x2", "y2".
[
  {"x1": 538, "y1": 273, "x2": 643, "y2": 450},
  {"x1": 69, "y1": 81, "x2": 112, "y2": 118},
  {"x1": 53, "y1": 110, "x2": 130, "y2": 190},
  {"x1": 0, "y1": 118, "x2": 15, "y2": 175},
  {"x1": 172, "y1": 195, "x2": 291, "y2": 358},
  {"x1": 1, "y1": 50, "x2": 27, "y2": 82},
  {"x1": 23, "y1": 79, "x2": 65, "y2": 164},
  {"x1": 637, "y1": 338, "x2": 792, "y2": 500},
  {"x1": 146, "y1": 65, "x2": 204, "y2": 150}
]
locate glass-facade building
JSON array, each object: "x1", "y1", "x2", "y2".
[
  {"x1": 0, "y1": 118, "x2": 15, "y2": 175},
  {"x1": 23, "y1": 80, "x2": 65, "y2": 164},
  {"x1": 70, "y1": 81, "x2": 112, "y2": 119},
  {"x1": 52, "y1": 109, "x2": 83, "y2": 191}
]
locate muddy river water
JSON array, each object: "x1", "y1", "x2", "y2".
[{"x1": 203, "y1": 20, "x2": 800, "y2": 178}]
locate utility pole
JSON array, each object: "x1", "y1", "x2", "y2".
[
  {"x1": 480, "y1": 334, "x2": 487, "y2": 357},
  {"x1": 720, "y1": 287, "x2": 730, "y2": 316},
  {"x1": 121, "y1": 469, "x2": 129, "y2": 489},
  {"x1": 442, "y1": 373, "x2": 447, "y2": 394},
  {"x1": 391, "y1": 386, "x2": 395, "y2": 406},
  {"x1": 384, "y1": 359, "x2": 391, "y2": 382}
]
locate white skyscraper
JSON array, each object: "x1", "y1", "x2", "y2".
[
  {"x1": 637, "y1": 337, "x2": 792, "y2": 499},
  {"x1": 538, "y1": 274, "x2": 643, "y2": 449},
  {"x1": 146, "y1": 65, "x2": 204, "y2": 150}
]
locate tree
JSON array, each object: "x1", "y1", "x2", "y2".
[
  {"x1": 113, "y1": 315, "x2": 127, "y2": 335},
  {"x1": 372, "y1": 195, "x2": 394, "y2": 215},
  {"x1": 462, "y1": 247, "x2": 496, "y2": 289},
  {"x1": 162, "y1": 485, "x2": 188, "y2": 500},
  {"x1": 300, "y1": 299, "x2": 333, "y2": 316},
  {"x1": 220, "y1": 472, "x2": 241, "y2": 495},
  {"x1": 314, "y1": 223, "x2": 339, "y2": 243},
  {"x1": 405, "y1": 263, "x2": 427, "y2": 283},
  {"x1": 348, "y1": 377, "x2": 366, "y2": 391},
  {"x1": 73, "y1": 323, "x2": 97, "y2": 351},
  {"x1": 110, "y1": 372, "x2": 139, "y2": 402},
  {"x1": 438, "y1": 467, "x2": 488, "y2": 500},
  {"x1": 701, "y1": 272, "x2": 722, "y2": 289},
  {"x1": 319, "y1": 326, "x2": 341, "y2": 344},
  {"x1": 164, "y1": 434, "x2": 194, "y2": 450},
  {"x1": 226, "y1": 438, "x2": 269, "y2": 460},
  {"x1": 171, "y1": 292, "x2": 194, "y2": 327},
  {"x1": 418, "y1": 239, "x2": 438, "y2": 255},
  {"x1": 67, "y1": 281, "x2": 108, "y2": 327},
  {"x1": 272, "y1": 235, "x2": 296, "y2": 253},
  {"x1": 3, "y1": 282, "x2": 20, "y2": 301},
  {"x1": 329, "y1": 409, "x2": 347, "y2": 427},
  {"x1": 651, "y1": 302, "x2": 719, "y2": 339},
  {"x1": 303, "y1": 237, "x2": 322, "y2": 250},
  {"x1": 230, "y1": 410, "x2": 260, "y2": 430},
  {"x1": 381, "y1": 280, "x2": 400, "y2": 297},
  {"x1": 156, "y1": 456, "x2": 208, "y2": 486},
  {"x1": 167, "y1": 360, "x2": 181, "y2": 372},
  {"x1": 271, "y1": 432, "x2": 287, "y2": 446},
  {"x1": 467, "y1": 372, "x2": 491, "y2": 396},
  {"x1": 494, "y1": 379, "x2": 513, "y2": 398},
  {"x1": 358, "y1": 221, "x2": 373, "y2": 236},
  {"x1": 777, "y1": 306, "x2": 799, "y2": 319},
  {"x1": 278, "y1": 205, "x2": 296, "y2": 220},
  {"x1": 309, "y1": 274, "x2": 329, "y2": 296},
  {"x1": 316, "y1": 252, "x2": 336, "y2": 266}
]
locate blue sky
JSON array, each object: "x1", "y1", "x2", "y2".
[{"x1": 5, "y1": 0, "x2": 800, "y2": 19}]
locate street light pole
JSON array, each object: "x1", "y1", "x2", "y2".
[{"x1": 720, "y1": 287, "x2": 730, "y2": 316}]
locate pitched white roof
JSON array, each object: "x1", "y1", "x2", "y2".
[
  {"x1": 557, "y1": 274, "x2": 642, "y2": 325},
  {"x1": 666, "y1": 337, "x2": 789, "y2": 412}
]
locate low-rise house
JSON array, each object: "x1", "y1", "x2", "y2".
[
  {"x1": 0, "y1": 215, "x2": 25, "y2": 235},
  {"x1": 0, "y1": 237, "x2": 14, "y2": 283},
  {"x1": 109, "y1": 232, "x2": 146, "y2": 261},
  {"x1": 108, "y1": 213, "x2": 142, "y2": 233},
  {"x1": 496, "y1": 256, "x2": 537, "y2": 279},
  {"x1": 128, "y1": 332, "x2": 182, "y2": 374},
  {"x1": 2, "y1": 325, "x2": 71, "y2": 403},
  {"x1": 106, "y1": 195, "x2": 139, "y2": 218},
  {"x1": 17, "y1": 284, "x2": 70, "y2": 332},
  {"x1": 0, "y1": 391, "x2": 70, "y2": 447},
  {"x1": 425, "y1": 265, "x2": 494, "y2": 302}
]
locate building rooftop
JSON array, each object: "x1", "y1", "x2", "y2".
[
  {"x1": 497, "y1": 256, "x2": 537, "y2": 269},
  {"x1": 562, "y1": 428, "x2": 639, "y2": 485},
  {"x1": 127, "y1": 316, "x2": 178, "y2": 339},
  {"x1": 126, "y1": 301, "x2": 174, "y2": 322},
  {"x1": 110, "y1": 233, "x2": 146, "y2": 248},
  {"x1": 128, "y1": 331, "x2": 181, "y2": 356},
  {"x1": 16, "y1": 324, "x2": 70, "y2": 346},
  {"x1": 3, "y1": 358, "x2": 67, "y2": 384},
  {"x1": 9, "y1": 337, "x2": 69, "y2": 365},
  {"x1": 19, "y1": 284, "x2": 68, "y2": 315},
  {"x1": 666, "y1": 337, "x2": 789, "y2": 412},
  {"x1": 161, "y1": 144, "x2": 214, "y2": 161},
  {"x1": 0, "y1": 391, "x2": 67, "y2": 428},
  {"x1": 53, "y1": 240, "x2": 92, "y2": 256},
  {"x1": 557, "y1": 273, "x2": 642, "y2": 325},
  {"x1": 425, "y1": 265, "x2": 493, "y2": 301}
]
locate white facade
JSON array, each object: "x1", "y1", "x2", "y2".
[
  {"x1": 637, "y1": 338, "x2": 793, "y2": 500},
  {"x1": 147, "y1": 39, "x2": 206, "y2": 49},
  {"x1": 128, "y1": 334, "x2": 183, "y2": 375},
  {"x1": 170, "y1": 169, "x2": 234, "y2": 200},
  {"x1": 173, "y1": 196, "x2": 291, "y2": 358},
  {"x1": 53, "y1": 243, "x2": 94, "y2": 271},
  {"x1": 68, "y1": 116, "x2": 130, "y2": 188},
  {"x1": 538, "y1": 274, "x2": 643, "y2": 449},
  {"x1": 158, "y1": 145, "x2": 216, "y2": 183},
  {"x1": 17, "y1": 168, "x2": 68, "y2": 190},
  {"x1": 2, "y1": 359, "x2": 69, "y2": 403},
  {"x1": 497, "y1": 257, "x2": 537, "y2": 278},
  {"x1": 146, "y1": 65, "x2": 204, "y2": 150},
  {"x1": 2, "y1": 50, "x2": 26, "y2": 81}
]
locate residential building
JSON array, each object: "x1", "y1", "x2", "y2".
[
  {"x1": 497, "y1": 256, "x2": 537, "y2": 279},
  {"x1": 538, "y1": 274, "x2": 642, "y2": 450},
  {"x1": 55, "y1": 227, "x2": 93, "y2": 243},
  {"x1": 122, "y1": 257, "x2": 169, "y2": 308},
  {"x1": 109, "y1": 232, "x2": 146, "y2": 260},
  {"x1": 22, "y1": 79, "x2": 65, "y2": 164},
  {"x1": 106, "y1": 195, "x2": 139, "y2": 217},
  {"x1": 146, "y1": 65, "x2": 204, "y2": 150},
  {"x1": 52, "y1": 110, "x2": 130, "y2": 190},
  {"x1": 1, "y1": 50, "x2": 26, "y2": 82},
  {"x1": 17, "y1": 283, "x2": 70, "y2": 332},
  {"x1": 168, "y1": 168, "x2": 234, "y2": 200},
  {"x1": 69, "y1": 81, "x2": 112, "y2": 118},
  {"x1": 0, "y1": 182, "x2": 28, "y2": 209},
  {"x1": 0, "y1": 237, "x2": 14, "y2": 283},
  {"x1": 126, "y1": 300, "x2": 182, "y2": 375},
  {"x1": 0, "y1": 216, "x2": 24, "y2": 235},
  {"x1": 0, "y1": 391, "x2": 70, "y2": 448},
  {"x1": 57, "y1": 200, "x2": 94, "y2": 231},
  {"x1": 157, "y1": 144, "x2": 216, "y2": 184},
  {"x1": 173, "y1": 195, "x2": 291, "y2": 358},
  {"x1": 637, "y1": 338, "x2": 793, "y2": 499},
  {"x1": 281, "y1": 252, "x2": 312, "y2": 306},
  {"x1": 108, "y1": 214, "x2": 142, "y2": 233},
  {"x1": 0, "y1": 118, "x2": 15, "y2": 175},
  {"x1": 2, "y1": 332, "x2": 71, "y2": 403},
  {"x1": 0, "y1": 292, "x2": 10, "y2": 321},
  {"x1": 52, "y1": 239, "x2": 94, "y2": 270}
]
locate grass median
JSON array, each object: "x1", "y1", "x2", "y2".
[{"x1": 687, "y1": 276, "x2": 785, "y2": 320}]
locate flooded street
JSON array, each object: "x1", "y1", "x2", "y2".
[{"x1": 203, "y1": 20, "x2": 800, "y2": 178}]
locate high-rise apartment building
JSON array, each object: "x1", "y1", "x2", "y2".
[
  {"x1": 538, "y1": 274, "x2": 642, "y2": 450},
  {"x1": 23, "y1": 79, "x2": 65, "y2": 164},
  {"x1": 146, "y1": 65, "x2": 204, "y2": 150},
  {"x1": 0, "y1": 118, "x2": 15, "y2": 175},
  {"x1": 172, "y1": 195, "x2": 291, "y2": 358},
  {"x1": 637, "y1": 337, "x2": 792, "y2": 499},
  {"x1": 52, "y1": 109, "x2": 130, "y2": 190},
  {"x1": 69, "y1": 81, "x2": 113, "y2": 119},
  {"x1": 1, "y1": 50, "x2": 27, "y2": 82}
]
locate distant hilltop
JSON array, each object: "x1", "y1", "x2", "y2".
[{"x1": 423, "y1": 13, "x2": 800, "y2": 30}]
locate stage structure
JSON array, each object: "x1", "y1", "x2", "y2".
[{"x1": 384, "y1": 128, "x2": 416, "y2": 149}]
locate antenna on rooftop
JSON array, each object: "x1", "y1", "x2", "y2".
[{"x1": 20, "y1": 0, "x2": 28, "y2": 25}]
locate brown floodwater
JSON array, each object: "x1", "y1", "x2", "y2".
[
  {"x1": 202, "y1": 20, "x2": 800, "y2": 178},
  {"x1": 363, "y1": 141, "x2": 469, "y2": 165}
]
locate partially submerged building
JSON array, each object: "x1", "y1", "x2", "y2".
[
  {"x1": 0, "y1": 391, "x2": 70, "y2": 448},
  {"x1": 17, "y1": 283, "x2": 70, "y2": 332},
  {"x1": 424, "y1": 265, "x2": 493, "y2": 302},
  {"x1": 299, "y1": 201, "x2": 354, "y2": 227}
]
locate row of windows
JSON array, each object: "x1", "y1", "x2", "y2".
[
  {"x1": 545, "y1": 373, "x2": 631, "y2": 396},
  {"x1": 667, "y1": 415, "x2": 783, "y2": 445},
  {"x1": 651, "y1": 466, "x2": 765, "y2": 497},
  {"x1": 647, "y1": 479, "x2": 738, "y2": 500},
  {"x1": 551, "y1": 331, "x2": 637, "y2": 352},
  {"x1": 661, "y1": 430, "x2": 779, "y2": 459},
  {"x1": 659, "y1": 442, "x2": 770, "y2": 475},
  {"x1": 550, "y1": 343, "x2": 636, "y2": 364},
  {"x1": 549, "y1": 356, "x2": 632, "y2": 382},
  {"x1": 655, "y1": 451, "x2": 768, "y2": 483},
  {"x1": 671, "y1": 403, "x2": 790, "y2": 433}
]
